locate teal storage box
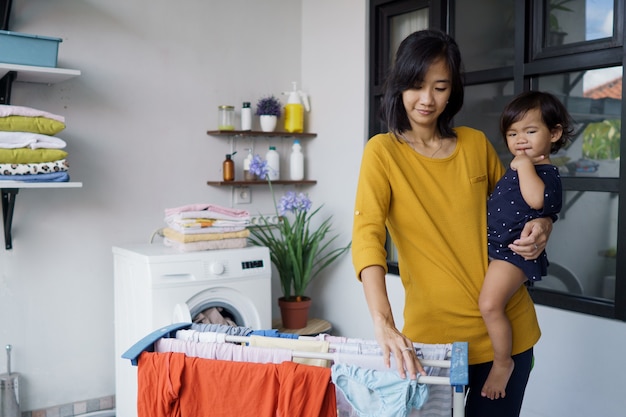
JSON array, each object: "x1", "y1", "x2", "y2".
[{"x1": 0, "y1": 30, "x2": 62, "y2": 67}]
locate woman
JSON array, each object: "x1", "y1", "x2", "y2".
[{"x1": 351, "y1": 29, "x2": 551, "y2": 417}]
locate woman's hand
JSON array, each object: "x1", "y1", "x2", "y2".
[
  {"x1": 373, "y1": 322, "x2": 426, "y2": 380},
  {"x1": 509, "y1": 217, "x2": 553, "y2": 260}
]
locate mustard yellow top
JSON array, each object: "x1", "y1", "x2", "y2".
[{"x1": 352, "y1": 127, "x2": 541, "y2": 364}]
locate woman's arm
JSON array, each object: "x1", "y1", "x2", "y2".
[{"x1": 361, "y1": 265, "x2": 425, "y2": 379}]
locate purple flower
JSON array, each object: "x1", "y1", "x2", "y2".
[
  {"x1": 277, "y1": 191, "x2": 312, "y2": 215},
  {"x1": 255, "y1": 95, "x2": 282, "y2": 117},
  {"x1": 249, "y1": 154, "x2": 269, "y2": 179}
]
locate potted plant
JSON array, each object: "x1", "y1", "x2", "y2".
[
  {"x1": 256, "y1": 95, "x2": 282, "y2": 132},
  {"x1": 548, "y1": 0, "x2": 574, "y2": 45},
  {"x1": 247, "y1": 156, "x2": 351, "y2": 328}
]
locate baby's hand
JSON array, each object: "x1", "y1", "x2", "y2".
[{"x1": 510, "y1": 150, "x2": 544, "y2": 170}]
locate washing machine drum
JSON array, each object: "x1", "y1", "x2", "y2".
[{"x1": 172, "y1": 286, "x2": 265, "y2": 329}]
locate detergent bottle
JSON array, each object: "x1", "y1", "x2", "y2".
[
  {"x1": 265, "y1": 146, "x2": 280, "y2": 181},
  {"x1": 289, "y1": 140, "x2": 304, "y2": 181},
  {"x1": 282, "y1": 82, "x2": 310, "y2": 133}
]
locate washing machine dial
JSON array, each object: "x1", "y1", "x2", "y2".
[{"x1": 209, "y1": 262, "x2": 225, "y2": 275}]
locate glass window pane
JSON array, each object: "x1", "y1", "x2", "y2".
[
  {"x1": 537, "y1": 67, "x2": 622, "y2": 178},
  {"x1": 455, "y1": 0, "x2": 515, "y2": 71},
  {"x1": 534, "y1": 191, "x2": 618, "y2": 301},
  {"x1": 390, "y1": 9, "x2": 429, "y2": 64},
  {"x1": 546, "y1": 0, "x2": 614, "y2": 47},
  {"x1": 455, "y1": 82, "x2": 516, "y2": 158}
]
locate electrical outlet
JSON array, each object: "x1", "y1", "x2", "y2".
[
  {"x1": 234, "y1": 186, "x2": 251, "y2": 204},
  {"x1": 249, "y1": 214, "x2": 278, "y2": 225}
]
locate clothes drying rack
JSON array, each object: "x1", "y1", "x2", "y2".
[{"x1": 122, "y1": 322, "x2": 468, "y2": 417}]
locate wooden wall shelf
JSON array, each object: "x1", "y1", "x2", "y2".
[
  {"x1": 207, "y1": 130, "x2": 317, "y2": 139},
  {"x1": 207, "y1": 180, "x2": 317, "y2": 186}
]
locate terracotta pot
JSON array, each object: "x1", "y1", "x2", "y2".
[{"x1": 278, "y1": 296, "x2": 311, "y2": 329}]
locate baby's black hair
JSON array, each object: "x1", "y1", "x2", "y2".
[{"x1": 500, "y1": 91, "x2": 574, "y2": 154}]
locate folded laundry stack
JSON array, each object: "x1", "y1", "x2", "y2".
[
  {"x1": 0, "y1": 104, "x2": 70, "y2": 182},
  {"x1": 163, "y1": 203, "x2": 251, "y2": 252}
]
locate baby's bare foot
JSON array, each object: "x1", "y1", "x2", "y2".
[{"x1": 481, "y1": 359, "x2": 515, "y2": 400}]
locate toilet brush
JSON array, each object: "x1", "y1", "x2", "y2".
[{"x1": 0, "y1": 344, "x2": 20, "y2": 417}]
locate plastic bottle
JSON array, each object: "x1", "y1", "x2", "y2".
[
  {"x1": 241, "y1": 102, "x2": 252, "y2": 131},
  {"x1": 243, "y1": 148, "x2": 255, "y2": 180},
  {"x1": 223, "y1": 153, "x2": 235, "y2": 181},
  {"x1": 289, "y1": 140, "x2": 304, "y2": 181},
  {"x1": 265, "y1": 146, "x2": 280, "y2": 181},
  {"x1": 282, "y1": 82, "x2": 310, "y2": 133}
]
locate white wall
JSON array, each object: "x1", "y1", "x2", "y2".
[
  {"x1": 1, "y1": 0, "x2": 625, "y2": 415},
  {"x1": 1, "y1": 0, "x2": 308, "y2": 410}
]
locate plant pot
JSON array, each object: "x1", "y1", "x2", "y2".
[
  {"x1": 278, "y1": 296, "x2": 311, "y2": 329},
  {"x1": 260, "y1": 115, "x2": 277, "y2": 132}
]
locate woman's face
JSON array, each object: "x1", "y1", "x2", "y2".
[{"x1": 401, "y1": 58, "x2": 452, "y2": 131}]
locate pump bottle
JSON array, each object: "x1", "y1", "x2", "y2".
[
  {"x1": 289, "y1": 140, "x2": 304, "y2": 181},
  {"x1": 265, "y1": 146, "x2": 280, "y2": 181},
  {"x1": 282, "y1": 82, "x2": 310, "y2": 133}
]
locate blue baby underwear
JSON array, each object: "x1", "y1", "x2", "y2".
[{"x1": 331, "y1": 363, "x2": 429, "y2": 417}]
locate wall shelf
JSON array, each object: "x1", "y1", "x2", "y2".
[
  {"x1": 0, "y1": 63, "x2": 81, "y2": 84},
  {"x1": 0, "y1": 60, "x2": 82, "y2": 250},
  {"x1": 207, "y1": 130, "x2": 317, "y2": 139},
  {"x1": 1, "y1": 182, "x2": 82, "y2": 249},
  {"x1": 207, "y1": 180, "x2": 316, "y2": 186},
  {"x1": 207, "y1": 130, "x2": 318, "y2": 190}
]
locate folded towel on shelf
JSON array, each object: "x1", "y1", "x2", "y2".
[
  {"x1": 0, "y1": 159, "x2": 68, "y2": 175},
  {"x1": 163, "y1": 227, "x2": 249, "y2": 243},
  {"x1": 0, "y1": 104, "x2": 65, "y2": 122},
  {"x1": 164, "y1": 203, "x2": 250, "y2": 218},
  {"x1": 0, "y1": 131, "x2": 67, "y2": 149},
  {"x1": 0, "y1": 148, "x2": 67, "y2": 163},
  {"x1": 0, "y1": 116, "x2": 65, "y2": 135},
  {"x1": 0, "y1": 171, "x2": 69, "y2": 182},
  {"x1": 163, "y1": 237, "x2": 247, "y2": 252}
]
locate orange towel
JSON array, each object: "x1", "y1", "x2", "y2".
[{"x1": 137, "y1": 351, "x2": 336, "y2": 417}]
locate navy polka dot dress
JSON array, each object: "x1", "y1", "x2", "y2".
[{"x1": 487, "y1": 165, "x2": 562, "y2": 281}]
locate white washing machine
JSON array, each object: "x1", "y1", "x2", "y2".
[{"x1": 113, "y1": 243, "x2": 272, "y2": 417}]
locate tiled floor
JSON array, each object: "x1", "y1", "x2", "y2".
[{"x1": 21, "y1": 396, "x2": 115, "y2": 417}]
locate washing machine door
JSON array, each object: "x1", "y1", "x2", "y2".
[
  {"x1": 173, "y1": 303, "x2": 193, "y2": 324},
  {"x1": 172, "y1": 287, "x2": 265, "y2": 329}
]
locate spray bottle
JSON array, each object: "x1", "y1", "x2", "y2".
[{"x1": 282, "y1": 81, "x2": 310, "y2": 133}]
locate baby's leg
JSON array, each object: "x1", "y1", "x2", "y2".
[{"x1": 479, "y1": 260, "x2": 527, "y2": 400}]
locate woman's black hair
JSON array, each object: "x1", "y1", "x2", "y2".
[
  {"x1": 380, "y1": 29, "x2": 464, "y2": 139},
  {"x1": 500, "y1": 91, "x2": 574, "y2": 154}
]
